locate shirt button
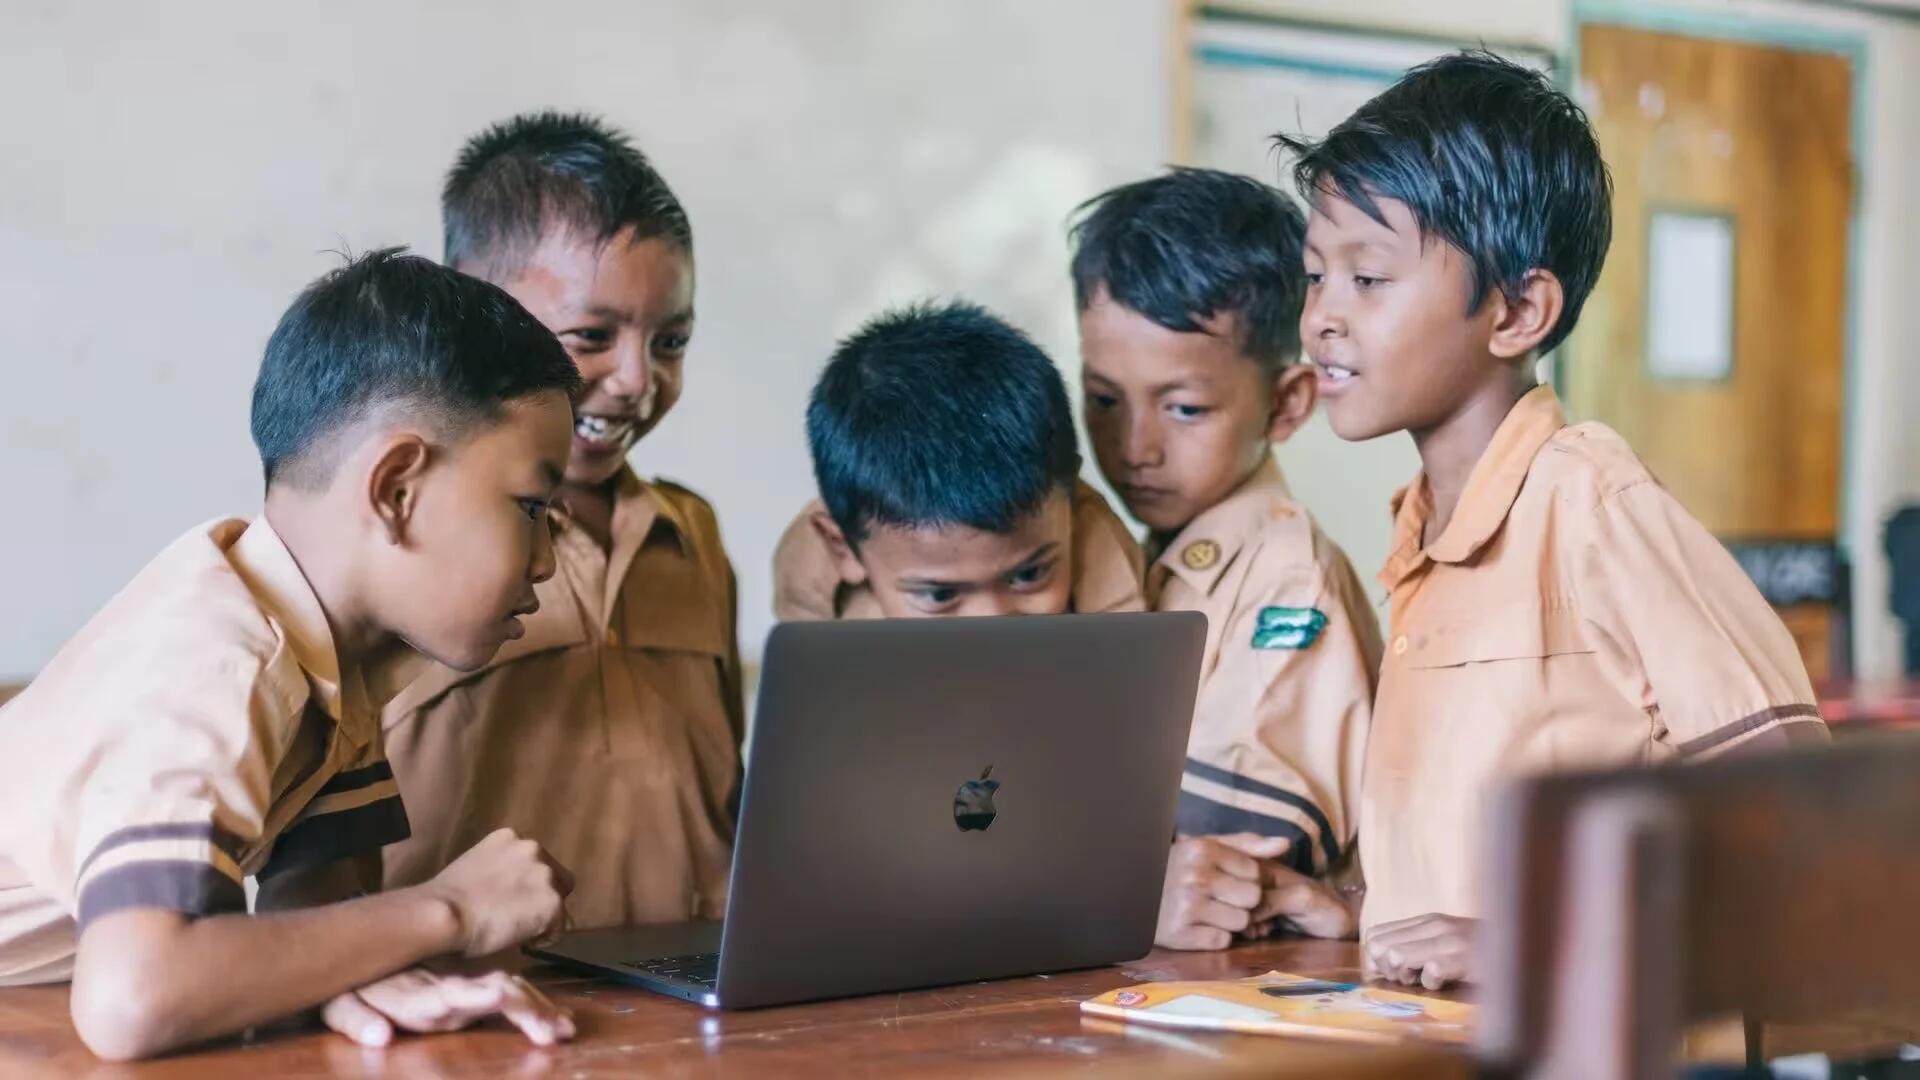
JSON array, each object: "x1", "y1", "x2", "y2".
[{"x1": 1393, "y1": 635, "x2": 1408, "y2": 656}]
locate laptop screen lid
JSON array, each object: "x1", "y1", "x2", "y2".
[{"x1": 712, "y1": 611, "x2": 1204, "y2": 1008}]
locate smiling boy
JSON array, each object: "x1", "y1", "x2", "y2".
[{"x1": 382, "y1": 114, "x2": 744, "y2": 930}]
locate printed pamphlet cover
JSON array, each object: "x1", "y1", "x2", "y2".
[{"x1": 1080, "y1": 971, "x2": 1473, "y2": 1045}]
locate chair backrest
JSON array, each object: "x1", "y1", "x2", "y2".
[{"x1": 1476, "y1": 736, "x2": 1920, "y2": 1077}]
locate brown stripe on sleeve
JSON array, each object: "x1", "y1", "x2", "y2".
[
  {"x1": 1173, "y1": 789, "x2": 1318, "y2": 875},
  {"x1": 1182, "y1": 757, "x2": 1341, "y2": 867},
  {"x1": 1676, "y1": 703, "x2": 1826, "y2": 757},
  {"x1": 314, "y1": 760, "x2": 395, "y2": 797},
  {"x1": 77, "y1": 861, "x2": 247, "y2": 929},
  {"x1": 257, "y1": 796, "x2": 411, "y2": 880},
  {"x1": 76, "y1": 822, "x2": 245, "y2": 884}
]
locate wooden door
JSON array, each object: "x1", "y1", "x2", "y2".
[{"x1": 1569, "y1": 24, "x2": 1853, "y2": 678}]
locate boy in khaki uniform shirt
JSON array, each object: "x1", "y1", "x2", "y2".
[
  {"x1": 1278, "y1": 52, "x2": 1827, "y2": 989},
  {"x1": 0, "y1": 252, "x2": 580, "y2": 1058},
  {"x1": 381, "y1": 114, "x2": 743, "y2": 929},
  {"x1": 1364, "y1": 386, "x2": 1822, "y2": 934},
  {"x1": 773, "y1": 302, "x2": 1146, "y2": 622},
  {"x1": 774, "y1": 478, "x2": 1144, "y2": 620},
  {"x1": 1071, "y1": 169, "x2": 1378, "y2": 951}
]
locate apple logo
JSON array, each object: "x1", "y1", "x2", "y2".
[{"x1": 953, "y1": 766, "x2": 1000, "y2": 831}]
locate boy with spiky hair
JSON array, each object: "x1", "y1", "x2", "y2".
[
  {"x1": 774, "y1": 300, "x2": 1146, "y2": 621},
  {"x1": 0, "y1": 250, "x2": 582, "y2": 1057},
  {"x1": 1282, "y1": 52, "x2": 1825, "y2": 989},
  {"x1": 383, "y1": 113, "x2": 744, "y2": 931},
  {"x1": 1071, "y1": 168, "x2": 1378, "y2": 952}
]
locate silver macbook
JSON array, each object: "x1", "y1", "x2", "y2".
[{"x1": 530, "y1": 611, "x2": 1205, "y2": 1008}]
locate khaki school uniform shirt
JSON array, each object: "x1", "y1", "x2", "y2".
[
  {"x1": 0, "y1": 518, "x2": 414, "y2": 985},
  {"x1": 1149, "y1": 457, "x2": 1379, "y2": 877},
  {"x1": 382, "y1": 470, "x2": 743, "y2": 929},
  {"x1": 772, "y1": 479, "x2": 1148, "y2": 620},
  {"x1": 1361, "y1": 386, "x2": 1827, "y2": 931}
]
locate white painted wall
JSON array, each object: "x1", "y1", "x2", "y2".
[
  {"x1": 1830, "y1": 9, "x2": 1920, "y2": 680},
  {"x1": 0, "y1": 0, "x2": 1173, "y2": 679},
  {"x1": 4, "y1": 0, "x2": 1915, "y2": 681}
]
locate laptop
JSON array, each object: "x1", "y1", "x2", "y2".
[{"x1": 530, "y1": 611, "x2": 1205, "y2": 1008}]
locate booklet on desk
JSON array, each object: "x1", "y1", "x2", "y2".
[{"x1": 1081, "y1": 971, "x2": 1473, "y2": 1046}]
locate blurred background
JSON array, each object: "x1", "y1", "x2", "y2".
[{"x1": 4, "y1": 0, "x2": 1918, "y2": 694}]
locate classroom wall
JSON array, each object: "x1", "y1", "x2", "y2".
[
  {"x1": 1208, "y1": 0, "x2": 1566, "y2": 47},
  {"x1": 0, "y1": 0, "x2": 1174, "y2": 679},
  {"x1": 4, "y1": 0, "x2": 1915, "y2": 682}
]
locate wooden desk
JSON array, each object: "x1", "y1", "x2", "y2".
[{"x1": 0, "y1": 939, "x2": 1467, "y2": 1079}]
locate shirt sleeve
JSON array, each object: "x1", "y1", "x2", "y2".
[
  {"x1": 1576, "y1": 479, "x2": 1828, "y2": 757},
  {"x1": 67, "y1": 649, "x2": 288, "y2": 930},
  {"x1": 1176, "y1": 551, "x2": 1381, "y2": 876},
  {"x1": 771, "y1": 504, "x2": 843, "y2": 623},
  {"x1": 255, "y1": 745, "x2": 410, "y2": 885},
  {"x1": 1068, "y1": 483, "x2": 1149, "y2": 614},
  {"x1": 721, "y1": 558, "x2": 747, "y2": 751}
]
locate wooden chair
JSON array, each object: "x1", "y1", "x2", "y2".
[{"x1": 1476, "y1": 735, "x2": 1920, "y2": 1077}]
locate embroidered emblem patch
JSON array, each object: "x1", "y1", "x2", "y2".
[
  {"x1": 1181, "y1": 540, "x2": 1221, "y2": 571},
  {"x1": 1252, "y1": 606, "x2": 1328, "y2": 650}
]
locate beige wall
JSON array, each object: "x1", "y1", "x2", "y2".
[
  {"x1": 3, "y1": 0, "x2": 1913, "y2": 681},
  {"x1": 1210, "y1": 0, "x2": 1566, "y2": 46},
  {"x1": 0, "y1": 0, "x2": 1174, "y2": 678}
]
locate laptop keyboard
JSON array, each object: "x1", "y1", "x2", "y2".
[{"x1": 624, "y1": 952, "x2": 720, "y2": 988}]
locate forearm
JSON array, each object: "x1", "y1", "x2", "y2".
[{"x1": 72, "y1": 884, "x2": 459, "y2": 1060}]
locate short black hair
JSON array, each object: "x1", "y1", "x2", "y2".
[
  {"x1": 251, "y1": 248, "x2": 581, "y2": 490},
  {"x1": 1275, "y1": 50, "x2": 1612, "y2": 355},
  {"x1": 807, "y1": 301, "x2": 1081, "y2": 544},
  {"x1": 442, "y1": 110, "x2": 691, "y2": 281},
  {"x1": 1069, "y1": 167, "x2": 1308, "y2": 371}
]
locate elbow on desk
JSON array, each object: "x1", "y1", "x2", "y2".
[
  {"x1": 69, "y1": 968, "x2": 189, "y2": 1062},
  {"x1": 69, "y1": 914, "x2": 202, "y2": 1062}
]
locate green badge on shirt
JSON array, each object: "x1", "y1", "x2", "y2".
[{"x1": 1252, "y1": 606, "x2": 1328, "y2": 651}]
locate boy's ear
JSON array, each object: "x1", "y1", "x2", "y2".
[
  {"x1": 808, "y1": 509, "x2": 868, "y2": 586},
  {"x1": 1265, "y1": 362, "x2": 1319, "y2": 443},
  {"x1": 366, "y1": 434, "x2": 432, "y2": 544},
  {"x1": 1488, "y1": 269, "x2": 1566, "y2": 360}
]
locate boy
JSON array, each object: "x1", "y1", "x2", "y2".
[
  {"x1": 1279, "y1": 52, "x2": 1827, "y2": 988},
  {"x1": 1070, "y1": 168, "x2": 1378, "y2": 951},
  {"x1": 381, "y1": 113, "x2": 744, "y2": 930},
  {"x1": 773, "y1": 301, "x2": 1146, "y2": 621},
  {"x1": 0, "y1": 250, "x2": 581, "y2": 1058}
]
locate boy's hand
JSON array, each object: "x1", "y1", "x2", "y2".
[
  {"x1": 422, "y1": 828, "x2": 572, "y2": 958},
  {"x1": 1364, "y1": 913, "x2": 1478, "y2": 990},
  {"x1": 1250, "y1": 859, "x2": 1358, "y2": 941},
  {"x1": 321, "y1": 969, "x2": 576, "y2": 1047},
  {"x1": 1155, "y1": 834, "x2": 1294, "y2": 950}
]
